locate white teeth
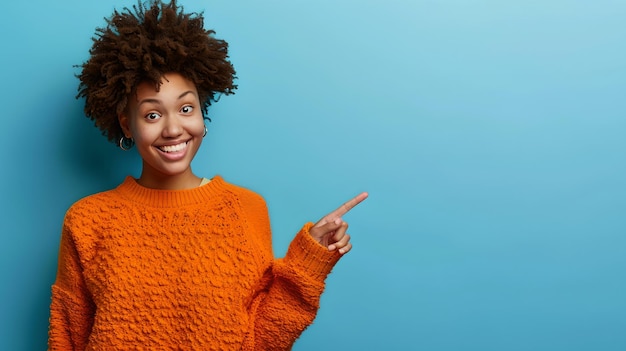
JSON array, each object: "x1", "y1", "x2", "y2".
[{"x1": 159, "y1": 142, "x2": 187, "y2": 153}]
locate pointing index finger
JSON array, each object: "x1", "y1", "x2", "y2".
[{"x1": 329, "y1": 192, "x2": 369, "y2": 220}]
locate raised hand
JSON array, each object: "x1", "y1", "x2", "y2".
[{"x1": 309, "y1": 192, "x2": 368, "y2": 255}]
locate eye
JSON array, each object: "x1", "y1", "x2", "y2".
[
  {"x1": 145, "y1": 112, "x2": 161, "y2": 120},
  {"x1": 181, "y1": 105, "x2": 194, "y2": 114}
]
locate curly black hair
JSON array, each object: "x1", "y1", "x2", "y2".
[{"x1": 77, "y1": 0, "x2": 237, "y2": 144}]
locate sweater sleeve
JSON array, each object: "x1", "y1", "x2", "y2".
[
  {"x1": 252, "y1": 224, "x2": 341, "y2": 351},
  {"x1": 48, "y1": 218, "x2": 95, "y2": 351},
  {"x1": 239, "y1": 193, "x2": 341, "y2": 351}
]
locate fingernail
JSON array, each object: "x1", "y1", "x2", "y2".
[{"x1": 334, "y1": 218, "x2": 342, "y2": 225}]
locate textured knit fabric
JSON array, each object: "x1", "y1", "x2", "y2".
[{"x1": 48, "y1": 175, "x2": 341, "y2": 351}]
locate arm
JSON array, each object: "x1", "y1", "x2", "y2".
[
  {"x1": 48, "y1": 219, "x2": 95, "y2": 351},
  {"x1": 241, "y1": 193, "x2": 367, "y2": 351}
]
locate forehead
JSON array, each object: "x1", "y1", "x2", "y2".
[{"x1": 133, "y1": 73, "x2": 198, "y2": 101}]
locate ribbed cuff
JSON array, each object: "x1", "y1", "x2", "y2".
[{"x1": 283, "y1": 222, "x2": 342, "y2": 282}]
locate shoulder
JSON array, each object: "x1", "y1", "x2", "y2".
[
  {"x1": 63, "y1": 187, "x2": 122, "y2": 226},
  {"x1": 217, "y1": 177, "x2": 269, "y2": 214},
  {"x1": 60, "y1": 188, "x2": 123, "y2": 259},
  {"x1": 218, "y1": 177, "x2": 266, "y2": 204}
]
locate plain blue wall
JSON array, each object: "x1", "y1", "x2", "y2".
[{"x1": 1, "y1": 0, "x2": 625, "y2": 350}]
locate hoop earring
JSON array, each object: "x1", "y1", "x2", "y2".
[
  {"x1": 203, "y1": 125, "x2": 208, "y2": 137},
  {"x1": 119, "y1": 136, "x2": 134, "y2": 151}
]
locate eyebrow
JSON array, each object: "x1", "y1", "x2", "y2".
[{"x1": 137, "y1": 90, "x2": 198, "y2": 107}]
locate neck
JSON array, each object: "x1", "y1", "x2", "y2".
[{"x1": 137, "y1": 167, "x2": 202, "y2": 190}]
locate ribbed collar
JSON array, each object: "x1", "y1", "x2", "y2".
[{"x1": 114, "y1": 175, "x2": 229, "y2": 208}]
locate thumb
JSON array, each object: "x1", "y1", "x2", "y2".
[{"x1": 310, "y1": 217, "x2": 343, "y2": 239}]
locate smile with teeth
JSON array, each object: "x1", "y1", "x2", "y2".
[{"x1": 157, "y1": 141, "x2": 189, "y2": 153}]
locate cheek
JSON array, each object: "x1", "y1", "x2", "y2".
[
  {"x1": 130, "y1": 123, "x2": 158, "y2": 144},
  {"x1": 188, "y1": 117, "x2": 206, "y2": 137}
]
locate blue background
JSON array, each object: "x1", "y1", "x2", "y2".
[{"x1": 1, "y1": 0, "x2": 625, "y2": 350}]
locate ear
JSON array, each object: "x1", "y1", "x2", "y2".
[{"x1": 118, "y1": 113, "x2": 132, "y2": 138}]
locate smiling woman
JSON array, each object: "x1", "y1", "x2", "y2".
[
  {"x1": 47, "y1": 1, "x2": 367, "y2": 350},
  {"x1": 3, "y1": 0, "x2": 626, "y2": 350}
]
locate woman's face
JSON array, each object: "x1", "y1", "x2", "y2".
[{"x1": 119, "y1": 73, "x2": 205, "y2": 185}]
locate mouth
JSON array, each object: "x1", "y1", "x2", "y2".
[{"x1": 157, "y1": 141, "x2": 189, "y2": 153}]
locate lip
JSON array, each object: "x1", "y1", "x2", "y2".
[{"x1": 154, "y1": 140, "x2": 190, "y2": 161}]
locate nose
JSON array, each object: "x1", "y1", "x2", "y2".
[{"x1": 162, "y1": 115, "x2": 183, "y2": 138}]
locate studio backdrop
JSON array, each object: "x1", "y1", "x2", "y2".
[{"x1": 1, "y1": 0, "x2": 624, "y2": 350}]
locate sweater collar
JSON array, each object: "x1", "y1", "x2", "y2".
[{"x1": 115, "y1": 175, "x2": 228, "y2": 208}]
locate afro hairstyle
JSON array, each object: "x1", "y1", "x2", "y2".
[{"x1": 77, "y1": 0, "x2": 237, "y2": 144}]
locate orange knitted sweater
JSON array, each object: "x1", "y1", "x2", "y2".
[{"x1": 48, "y1": 176, "x2": 341, "y2": 350}]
